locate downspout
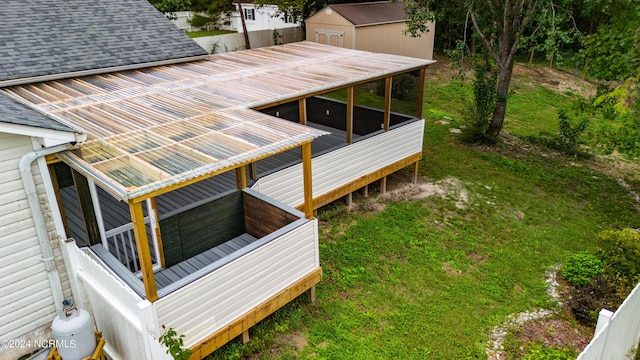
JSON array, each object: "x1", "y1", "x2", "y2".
[{"x1": 19, "y1": 143, "x2": 73, "y2": 314}]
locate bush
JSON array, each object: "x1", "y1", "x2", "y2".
[
  {"x1": 568, "y1": 274, "x2": 631, "y2": 326},
  {"x1": 562, "y1": 252, "x2": 604, "y2": 286},
  {"x1": 556, "y1": 109, "x2": 590, "y2": 154},
  {"x1": 460, "y1": 64, "x2": 497, "y2": 143},
  {"x1": 523, "y1": 344, "x2": 577, "y2": 360},
  {"x1": 597, "y1": 228, "x2": 640, "y2": 284}
]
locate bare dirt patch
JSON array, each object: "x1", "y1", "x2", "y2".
[
  {"x1": 514, "y1": 319, "x2": 591, "y2": 356},
  {"x1": 512, "y1": 64, "x2": 597, "y2": 98},
  {"x1": 250, "y1": 331, "x2": 309, "y2": 359},
  {"x1": 356, "y1": 176, "x2": 471, "y2": 214}
]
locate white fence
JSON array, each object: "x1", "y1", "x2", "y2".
[
  {"x1": 578, "y1": 282, "x2": 640, "y2": 360},
  {"x1": 191, "y1": 27, "x2": 303, "y2": 54},
  {"x1": 61, "y1": 240, "x2": 171, "y2": 360}
]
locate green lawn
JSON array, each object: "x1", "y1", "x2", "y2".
[{"x1": 206, "y1": 63, "x2": 640, "y2": 359}]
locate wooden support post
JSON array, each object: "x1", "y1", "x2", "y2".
[
  {"x1": 235, "y1": 166, "x2": 247, "y2": 189},
  {"x1": 346, "y1": 86, "x2": 354, "y2": 144},
  {"x1": 363, "y1": 185, "x2": 369, "y2": 197},
  {"x1": 48, "y1": 165, "x2": 70, "y2": 238},
  {"x1": 346, "y1": 192, "x2": 352, "y2": 210},
  {"x1": 248, "y1": 163, "x2": 258, "y2": 180},
  {"x1": 242, "y1": 330, "x2": 250, "y2": 344},
  {"x1": 383, "y1": 76, "x2": 392, "y2": 131},
  {"x1": 302, "y1": 142, "x2": 314, "y2": 220},
  {"x1": 412, "y1": 161, "x2": 419, "y2": 184},
  {"x1": 308, "y1": 285, "x2": 316, "y2": 305},
  {"x1": 416, "y1": 68, "x2": 426, "y2": 119},
  {"x1": 299, "y1": 98, "x2": 307, "y2": 125},
  {"x1": 381, "y1": 176, "x2": 387, "y2": 194},
  {"x1": 129, "y1": 201, "x2": 158, "y2": 302},
  {"x1": 71, "y1": 170, "x2": 101, "y2": 245},
  {"x1": 149, "y1": 198, "x2": 165, "y2": 268}
]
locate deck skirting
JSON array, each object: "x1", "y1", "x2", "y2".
[
  {"x1": 306, "y1": 152, "x2": 422, "y2": 210},
  {"x1": 188, "y1": 266, "x2": 322, "y2": 359}
]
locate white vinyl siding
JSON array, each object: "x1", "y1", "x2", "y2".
[
  {"x1": 0, "y1": 133, "x2": 70, "y2": 357},
  {"x1": 155, "y1": 219, "x2": 318, "y2": 348},
  {"x1": 253, "y1": 120, "x2": 424, "y2": 208}
]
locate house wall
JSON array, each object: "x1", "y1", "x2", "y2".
[
  {"x1": 226, "y1": 4, "x2": 300, "y2": 33},
  {"x1": 305, "y1": 10, "x2": 354, "y2": 48},
  {"x1": 356, "y1": 22, "x2": 435, "y2": 60},
  {"x1": 0, "y1": 133, "x2": 72, "y2": 359}
]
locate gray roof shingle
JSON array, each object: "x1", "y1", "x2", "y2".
[
  {"x1": 0, "y1": 0, "x2": 208, "y2": 84},
  {"x1": 0, "y1": 93, "x2": 76, "y2": 133}
]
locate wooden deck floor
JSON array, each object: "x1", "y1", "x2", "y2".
[{"x1": 154, "y1": 233, "x2": 257, "y2": 289}]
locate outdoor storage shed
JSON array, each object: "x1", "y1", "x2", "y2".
[{"x1": 305, "y1": 1, "x2": 435, "y2": 60}]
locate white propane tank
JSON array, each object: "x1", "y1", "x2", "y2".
[{"x1": 51, "y1": 307, "x2": 96, "y2": 360}]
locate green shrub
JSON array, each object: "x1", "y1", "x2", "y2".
[
  {"x1": 460, "y1": 64, "x2": 498, "y2": 143},
  {"x1": 557, "y1": 109, "x2": 590, "y2": 154},
  {"x1": 562, "y1": 252, "x2": 604, "y2": 286},
  {"x1": 597, "y1": 228, "x2": 640, "y2": 284},
  {"x1": 568, "y1": 274, "x2": 631, "y2": 326},
  {"x1": 523, "y1": 344, "x2": 577, "y2": 360}
]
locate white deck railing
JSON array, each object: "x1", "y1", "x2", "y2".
[
  {"x1": 577, "y1": 282, "x2": 640, "y2": 360},
  {"x1": 155, "y1": 219, "x2": 319, "y2": 348},
  {"x1": 252, "y1": 120, "x2": 424, "y2": 208},
  {"x1": 103, "y1": 199, "x2": 161, "y2": 273}
]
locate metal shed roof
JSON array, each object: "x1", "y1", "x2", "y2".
[
  {"x1": 327, "y1": 2, "x2": 409, "y2": 26},
  {"x1": 3, "y1": 42, "x2": 433, "y2": 201}
]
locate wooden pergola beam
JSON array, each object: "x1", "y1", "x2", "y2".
[
  {"x1": 416, "y1": 68, "x2": 426, "y2": 119},
  {"x1": 302, "y1": 142, "x2": 313, "y2": 220},
  {"x1": 299, "y1": 98, "x2": 307, "y2": 125},
  {"x1": 383, "y1": 76, "x2": 392, "y2": 131},
  {"x1": 235, "y1": 166, "x2": 247, "y2": 189},
  {"x1": 346, "y1": 86, "x2": 354, "y2": 144},
  {"x1": 72, "y1": 170, "x2": 101, "y2": 246},
  {"x1": 129, "y1": 201, "x2": 158, "y2": 302}
]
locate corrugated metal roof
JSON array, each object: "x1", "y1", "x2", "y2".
[
  {"x1": 328, "y1": 1, "x2": 408, "y2": 26},
  {"x1": 0, "y1": 0, "x2": 207, "y2": 84},
  {"x1": 4, "y1": 42, "x2": 433, "y2": 201}
]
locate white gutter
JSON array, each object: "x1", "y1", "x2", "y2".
[{"x1": 19, "y1": 143, "x2": 73, "y2": 314}]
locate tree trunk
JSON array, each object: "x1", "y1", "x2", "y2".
[
  {"x1": 487, "y1": 58, "x2": 515, "y2": 138},
  {"x1": 237, "y1": 2, "x2": 250, "y2": 49}
]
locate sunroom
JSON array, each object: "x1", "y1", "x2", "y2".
[{"x1": 4, "y1": 41, "x2": 433, "y2": 358}]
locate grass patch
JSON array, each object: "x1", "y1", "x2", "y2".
[
  {"x1": 205, "y1": 62, "x2": 640, "y2": 359},
  {"x1": 186, "y1": 30, "x2": 235, "y2": 38}
]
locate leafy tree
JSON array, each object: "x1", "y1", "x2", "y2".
[
  {"x1": 408, "y1": 0, "x2": 542, "y2": 141},
  {"x1": 149, "y1": 0, "x2": 192, "y2": 19},
  {"x1": 189, "y1": 0, "x2": 235, "y2": 30},
  {"x1": 579, "y1": 4, "x2": 640, "y2": 81},
  {"x1": 522, "y1": 0, "x2": 583, "y2": 68}
]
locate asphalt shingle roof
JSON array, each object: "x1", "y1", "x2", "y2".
[
  {"x1": 328, "y1": 1, "x2": 408, "y2": 26},
  {"x1": 0, "y1": 93, "x2": 76, "y2": 133},
  {"x1": 0, "y1": 0, "x2": 208, "y2": 84}
]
